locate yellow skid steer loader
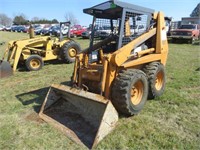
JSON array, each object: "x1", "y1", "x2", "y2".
[
  {"x1": 39, "y1": 0, "x2": 168, "y2": 149},
  {"x1": 0, "y1": 22, "x2": 81, "y2": 79}
]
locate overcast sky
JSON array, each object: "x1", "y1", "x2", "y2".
[{"x1": 0, "y1": 0, "x2": 199, "y2": 26}]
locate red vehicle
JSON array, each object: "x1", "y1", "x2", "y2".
[
  {"x1": 70, "y1": 25, "x2": 87, "y2": 37},
  {"x1": 170, "y1": 24, "x2": 200, "y2": 44}
]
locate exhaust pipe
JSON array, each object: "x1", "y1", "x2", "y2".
[
  {"x1": 39, "y1": 84, "x2": 118, "y2": 149},
  {"x1": 29, "y1": 24, "x2": 34, "y2": 39}
]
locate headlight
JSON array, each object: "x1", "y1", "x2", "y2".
[
  {"x1": 187, "y1": 32, "x2": 192, "y2": 36},
  {"x1": 8, "y1": 44, "x2": 11, "y2": 49}
]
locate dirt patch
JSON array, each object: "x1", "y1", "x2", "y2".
[
  {"x1": 25, "y1": 111, "x2": 44, "y2": 124},
  {"x1": 190, "y1": 93, "x2": 200, "y2": 99},
  {"x1": 181, "y1": 86, "x2": 200, "y2": 91}
]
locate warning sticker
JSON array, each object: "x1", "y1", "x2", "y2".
[{"x1": 161, "y1": 30, "x2": 167, "y2": 41}]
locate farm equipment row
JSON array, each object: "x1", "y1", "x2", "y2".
[
  {"x1": 0, "y1": 0, "x2": 169, "y2": 149},
  {"x1": 0, "y1": 22, "x2": 81, "y2": 78}
]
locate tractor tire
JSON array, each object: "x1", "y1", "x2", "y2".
[
  {"x1": 25, "y1": 55, "x2": 44, "y2": 71},
  {"x1": 61, "y1": 41, "x2": 81, "y2": 63},
  {"x1": 143, "y1": 62, "x2": 166, "y2": 99},
  {"x1": 111, "y1": 69, "x2": 148, "y2": 116}
]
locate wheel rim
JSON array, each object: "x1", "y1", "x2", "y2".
[
  {"x1": 155, "y1": 71, "x2": 164, "y2": 90},
  {"x1": 131, "y1": 80, "x2": 144, "y2": 105},
  {"x1": 30, "y1": 59, "x2": 40, "y2": 69},
  {"x1": 68, "y1": 48, "x2": 76, "y2": 57}
]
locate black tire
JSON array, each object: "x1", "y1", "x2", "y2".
[
  {"x1": 25, "y1": 55, "x2": 44, "y2": 71},
  {"x1": 171, "y1": 38, "x2": 176, "y2": 43},
  {"x1": 61, "y1": 41, "x2": 81, "y2": 63},
  {"x1": 56, "y1": 32, "x2": 59, "y2": 37},
  {"x1": 143, "y1": 62, "x2": 166, "y2": 99},
  {"x1": 111, "y1": 69, "x2": 148, "y2": 116}
]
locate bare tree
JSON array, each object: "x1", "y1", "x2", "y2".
[
  {"x1": 190, "y1": 3, "x2": 200, "y2": 17},
  {"x1": 31, "y1": 17, "x2": 40, "y2": 22},
  {"x1": 0, "y1": 13, "x2": 12, "y2": 26},
  {"x1": 64, "y1": 12, "x2": 79, "y2": 26}
]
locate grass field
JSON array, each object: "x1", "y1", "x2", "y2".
[{"x1": 0, "y1": 31, "x2": 199, "y2": 149}]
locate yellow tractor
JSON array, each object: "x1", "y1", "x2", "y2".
[
  {"x1": 0, "y1": 22, "x2": 81, "y2": 78},
  {"x1": 39, "y1": 0, "x2": 168, "y2": 149}
]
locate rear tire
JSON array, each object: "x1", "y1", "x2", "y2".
[
  {"x1": 111, "y1": 69, "x2": 148, "y2": 116},
  {"x1": 143, "y1": 62, "x2": 166, "y2": 99},
  {"x1": 25, "y1": 55, "x2": 44, "y2": 71},
  {"x1": 61, "y1": 41, "x2": 81, "y2": 63}
]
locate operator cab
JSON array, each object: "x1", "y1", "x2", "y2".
[{"x1": 83, "y1": 0, "x2": 154, "y2": 56}]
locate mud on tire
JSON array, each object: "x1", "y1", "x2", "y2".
[
  {"x1": 143, "y1": 62, "x2": 166, "y2": 99},
  {"x1": 111, "y1": 69, "x2": 148, "y2": 116}
]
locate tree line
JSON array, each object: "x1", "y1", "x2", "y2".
[
  {"x1": 0, "y1": 12, "x2": 79, "y2": 26},
  {"x1": 0, "y1": 13, "x2": 59, "y2": 26},
  {"x1": 1, "y1": 3, "x2": 198, "y2": 26}
]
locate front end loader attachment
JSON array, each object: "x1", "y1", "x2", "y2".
[
  {"x1": 39, "y1": 84, "x2": 118, "y2": 149},
  {"x1": 0, "y1": 60, "x2": 13, "y2": 78}
]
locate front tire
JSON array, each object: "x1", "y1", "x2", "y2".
[
  {"x1": 111, "y1": 69, "x2": 148, "y2": 116},
  {"x1": 61, "y1": 41, "x2": 81, "y2": 63},
  {"x1": 25, "y1": 55, "x2": 44, "y2": 71},
  {"x1": 143, "y1": 62, "x2": 166, "y2": 99}
]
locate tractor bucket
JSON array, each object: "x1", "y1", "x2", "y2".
[
  {"x1": 0, "y1": 60, "x2": 13, "y2": 79},
  {"x1": 39, "y1": 84, "x2": 118, "y2": 149}
]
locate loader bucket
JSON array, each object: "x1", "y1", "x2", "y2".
[
  {"x1": 39, "y1": 84, "x2": 118, "y2": 149},
  {"x1": 0, "y1": 60, "x2": 13, "y2": 78}
]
